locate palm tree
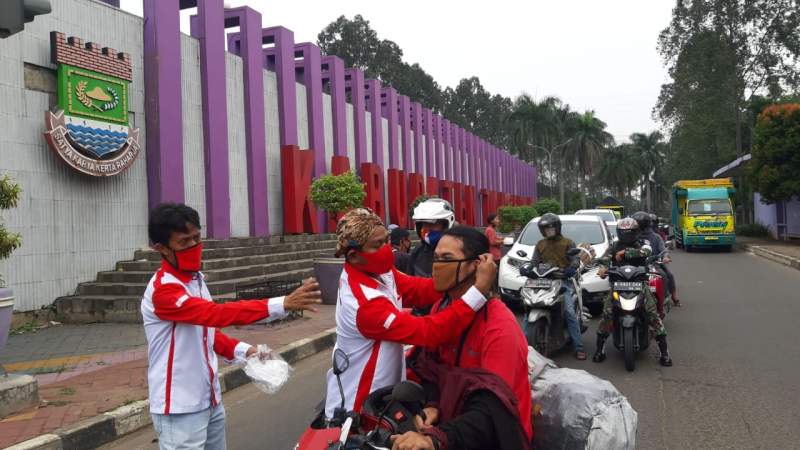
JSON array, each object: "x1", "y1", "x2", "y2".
[
  {"x1": 630, "y1": 131, "x2": 666, "y2": 211},
  {"x1": 598, "y1": 144, "x2": 640, "y2": 200},
  {"x1": 507, "y1": 95, "x2": 565, "y2": 196},
  {"x1": 570, "y1": 111, "x2": 614, "y2": 208}
]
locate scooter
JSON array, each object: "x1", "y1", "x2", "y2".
[
  {"x1": 607, "y1": 256, "x2": 661, "y2": 372},
  {"x1": 519, "y1": 248, "x2": 586, "y2": 357},
  {"x1": 647, "y1": 253, "x2": 672, "y2": 319},
  {"x1": 295, "y1": 349, "x2": 426, "y2": 450}
]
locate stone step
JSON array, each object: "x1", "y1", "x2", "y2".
[
  {"x1": 115, "y1": 247, "x2": 333, "y2": 272},
  {"x1": 199, "y1": 233, "x2": 338, "y2": 249},
  {"x1": 56, "y1": 268, "x2": 315, "y2": 323},
  {"x1": 78, "y1": 264, "x2": 319, "y2": 297},
  {"x1": 133, "y1": 239, "x2": 339, "y2": 262},
  {"x1": 98, "y1": 257, "x2": 314, "y2": 284}
]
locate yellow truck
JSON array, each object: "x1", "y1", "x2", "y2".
[{"x1": 671, "y1": 178, "x2": 736, "y2": 251}]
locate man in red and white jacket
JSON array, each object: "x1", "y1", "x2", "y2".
[
  {"x1": 142, "y1": 203, "x2": 321, "y2": 450},
  {"x1": 324, "y1": 209, "x2": 496, "y2": 419}
]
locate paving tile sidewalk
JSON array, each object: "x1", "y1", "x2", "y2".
[
  {"x1": 737, "y1": 236, "x2": 800, "y2": 259},
  {"x1": 0, "y1": 305, "x2": 336, "y2": 448}
]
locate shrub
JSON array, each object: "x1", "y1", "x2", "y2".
[
  {"x1": 736, "y1": 222, "x2": 771, "y2": 237},
  {"x1": 309, "y1": 171, "x2": 366, "y2": 217},
  {"x1": 498, "y1": 205, "x2": 537, "y2": 233},
  {"x1": 0, "y1": 175, "x2": 22, "y2": 287},
  {"x1": 533, "y1": 198, "x2": 561, "y2": 216}
]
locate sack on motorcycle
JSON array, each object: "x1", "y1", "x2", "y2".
[
  {"x1": 243, "y1": 344, "x2": 292, "y2": 395},
  {"x1": 528, "y1": 347, "x2": 637, "y2": 450}
]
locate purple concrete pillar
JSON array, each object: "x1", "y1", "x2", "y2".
[
  {"x1": 321, "y1": 56, "x2": 347, "y2": 158},
  {"x1": 143, "y1": 0, "x2": 184, "y2": 209},
  {"x1": 453, "y1": 125, "x2": 462, "y2": 183},
  {"x1": 442, "y1": 119, "x2": 452, "y2": 181},
  {"x1": 261, "y1": 27, "x2": 298, "y2": 146},
  {"x1": 433, "y1": 114, "x2": 443, "y2": 179},
  {"x1": 490, "y1": 146, "x2": 497, "y2": 191},
  {"x1": 423, "y1": 109, "x2": 434, "y2": 178},
  {"x1": 470, "y1": 135, "x2": 478, "y2": 189},
  {"x1": 411, "y1": 102, "x2": 423, "y2": 175},
  {"x1": 461, "y1": 129, "x2": 469, "y2": 185},
  {"x1": 345, "y1": 68, "x2": 367, "y2": 166},
  {"x1": 188, "y1": 0, "x2": 230, "y2": 238},
  {"x1": 365, "y1": 79, "x2": 384, "y2": 167},
  {"x1": 399, "y1": 95, "x2": 412, "y2": 172},
  {"x1": 293, "y1": 43, "x2": 325, "y2": 178},
  {"x1": 221, "y1": 7, "x2": 269, "y2": 236},
  {"x1": 382, "y1": 87, "x2": 399, "y2": 169}
]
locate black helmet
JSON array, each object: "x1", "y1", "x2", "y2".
[
  {"x1": 632, "y1": 211, "x2": 652, "y2": 231},
  {"x1": 616, "y1": 217, "x2": 641, "y2": 244},
  {"x1": 538, "y1": 213, "x2": 562, "y2": 239},
  {"x1": 649, "y1": 213, "x2": 659, "y2": 228}
]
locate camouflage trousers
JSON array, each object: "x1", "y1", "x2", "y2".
[{"x1": 597, "y1": 282, "x2": 666, "y2": 337}]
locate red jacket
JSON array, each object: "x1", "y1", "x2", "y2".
[{"x1": 430, "y1": 298, "x2": 533, "y2": 441}]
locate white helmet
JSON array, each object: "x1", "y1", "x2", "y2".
[{"x1": 412, "y1": 198, "x2": 456, "y2": 230}]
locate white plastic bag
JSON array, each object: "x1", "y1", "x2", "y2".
[{"x1": 243, "y1": 344, "x2": 292, "y2": 394}]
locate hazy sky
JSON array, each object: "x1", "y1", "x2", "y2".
[{"x1": 119, "y1": 0, "x2": 675, "y2": 143}]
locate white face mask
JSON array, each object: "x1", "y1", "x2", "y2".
[{"x1": 544, "y1": 228, "x2": 557, "y2": 238}]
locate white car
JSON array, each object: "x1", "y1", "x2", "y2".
[
  {"x1": 499, "y1": 215, "x2": 614, "y2": 310},
  {"x1": 575, "y1": 209, "x2": 618, "y2": 238}
]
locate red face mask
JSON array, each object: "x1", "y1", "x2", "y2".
[
  {"x1": 173, "y1": 242, "x2": 203, "y2": 272},
  {"x1": 354, "y1": 243, "x2": 394, "y2": 274}
]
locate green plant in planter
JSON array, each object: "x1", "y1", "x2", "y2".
[
  {"x1": 0, "y1": 175, "x2": 22, "y2": 287},
  {"x1": 533, "y1": 198, "x2": 561, "y2": 216},
  {"x1": 310, "y1": 171, "x2": 367, "y2": 221}
]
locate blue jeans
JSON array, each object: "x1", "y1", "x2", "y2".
[
  {"x1": 562, "y1": 281, "x2": 584, "y2": 352},
  {"x1": 152, "y1": 405, "x2": 226, "y2": 450}
]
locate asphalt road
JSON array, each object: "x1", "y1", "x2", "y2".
[{"x1": 106, "y1": 248, "x2": 800, "y2": 449}]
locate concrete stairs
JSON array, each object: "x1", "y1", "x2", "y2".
[{"x1": 55, "y1": 234, "x2": 339, "y2": 323}]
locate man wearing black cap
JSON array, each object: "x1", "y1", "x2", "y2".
[{"x1": 391, "y1": 227, "x2": 412, "y2": 274}]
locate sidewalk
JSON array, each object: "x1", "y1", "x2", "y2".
[
  {"x1": 737, "y1": 236, "x2": 800, "y2": 270},
  {"x1": 0, "y1": 305, "x2": 336, "y2": 448}
]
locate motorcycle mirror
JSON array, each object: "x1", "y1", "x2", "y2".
[
  {"x1": 503, "y1": 236, "x2": 515, "y2": 246},
  {"x1": 391, "y1": 381, "x2": 426, "y2": 404},
  {"x1": 332, "y1": 349, "x2": 349, "y2": 376},
  {"x1": 516, "y1": 250, "x2": 528, "y2": 258}
]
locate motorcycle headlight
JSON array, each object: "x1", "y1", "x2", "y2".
[{"x1": 506, "y1": 256, "x2": 524, "y2": 269}]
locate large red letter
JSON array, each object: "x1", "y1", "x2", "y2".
[
  {"x1": 426, "y1": 177, "x2": 440, "y2": 197},
  {"x1": 361, "y1": 163, "x2": 385, "y2": 221},
  {"x1": 408, "y1": 173, "x2": 425, "y2": 208},
  {"x1": 463, "y1": 185, "x2": 476, "y2": 226},
  {"x1": 387, "y1": 169, "x2": 408, "y2": 228},
  {"x1": 282, "y1": 145, "x2": 318, "y2": 234}
]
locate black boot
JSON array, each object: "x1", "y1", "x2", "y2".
[
  {"x1": 657, "y1": 336, "x2": 672, "y2": 367},
  {"x1": 592, "y1": 333, "x2": 608, "y2": 363}
]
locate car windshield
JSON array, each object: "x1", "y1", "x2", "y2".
[
  {"x1": 576, "y1": 210, "x2": 616, "y2": 222},
  {"x1": 687, "y1": 199, "x2": 731, "y2": 216},
  {"x1": 519, "y1": 221, "x2": 606, "y2": 245}
]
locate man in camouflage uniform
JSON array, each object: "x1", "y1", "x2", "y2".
[{"x1": 593, "y1": 217, "x2": 673, "y2": 367}]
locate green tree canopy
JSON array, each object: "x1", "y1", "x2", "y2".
[{"x1": 749, "y1": 104, "x2": 800, "y2": 203}]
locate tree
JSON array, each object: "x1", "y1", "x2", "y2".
[
  {"x1": 657, "y1": 1, "x2": 800, "y2": 184},
  {"x1": 570, "y1": 111, "x2": 613, "y2": 208},
  {"x1": 749, "y1": 103, "x2": 800, "y2": 203},
  {"x1": 317, "y1": 15, "x2": 403, "y2": 82},
  {"x1": 630, "y1": 131, "x2": 666, "y2": 211},
  {"x1": 598, "y1": 144, "x2": 640, "y2": 200}
]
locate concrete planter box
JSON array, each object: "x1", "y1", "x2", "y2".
[
  {"x1": 313, "y1": 256, "x2": 343, "y2": 305},
  {"x1": 0, "y1": 288, "x2": 13, "y2": 358}
]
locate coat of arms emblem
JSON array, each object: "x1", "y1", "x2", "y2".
[{"x1": 43, "y1": 32, "x2": 140, "y2": 177}]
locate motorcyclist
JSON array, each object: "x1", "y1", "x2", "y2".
[
  {"x1": 409, "y1": 198, "x2": 456, "y2": 278},
  {"x1": 520, "y1": 213, "x2": 585, "y2": 360},
  {"x1": 593, "y1": 217, "x2": 673, "y2": 367},
  {"x1": 649, "y1": 213, "x2": 680, "y2": 307}
]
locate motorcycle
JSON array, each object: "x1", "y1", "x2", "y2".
[
  {"x1": 295, "y1": 349, "x2": 426, "y2": 450},
  {"x1": 520, "y1": 248, "x2": 587, "y2": 357},
  {"x1": 647, "y1": 253, "x2": 672, "y2": 319},
  {"x1": 607, "y1": 254, "x2": 663, "y2": 372}
]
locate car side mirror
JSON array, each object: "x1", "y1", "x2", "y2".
[
  {"x1": 503, "y1": 236, "x2": 515, "y2": 246},
  {"x1": 516, "y1": 250, "x2": 528, "y2": 258}
]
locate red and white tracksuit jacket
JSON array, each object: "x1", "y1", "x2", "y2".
[
  {"x1": 141, "y1": 261, "x2": 286, "y2": 414},
  {"x1": 324, "y1": 264, "x2": 487, "y2": 418}
]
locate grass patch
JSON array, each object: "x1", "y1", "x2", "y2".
[
  {"x1": 48, "y1": 400, "x2": 70, "y2": 407},
  {"x1": 29, "y1": 365, "x2": 72, "y2": 375},
  {"x1": 11, "y1": 320, "x2": 39, "y2": 335}
]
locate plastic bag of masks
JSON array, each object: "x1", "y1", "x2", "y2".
[{"x1": 528, "y1": 347, "x2": 637, "y2": 450}]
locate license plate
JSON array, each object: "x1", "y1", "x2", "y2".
[
  {"x1": 527, "y1": 278, "x2": 551, "y2": 289},
  {"x1": 704, "y1": 236, "x2": 719, "y2": 241},
  {"x1": 614, "y1": 281, "x2": 642, "y2": 291}
]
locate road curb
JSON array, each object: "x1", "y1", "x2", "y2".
[
  {"x1": 7, "y1": 327, "x2": 337, "y2": 450},
  {"x1": 737, "y1": 243, "x2": 800, "y2": 271}
]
